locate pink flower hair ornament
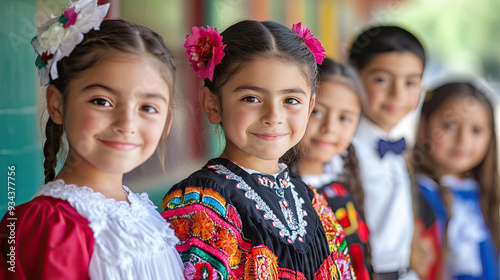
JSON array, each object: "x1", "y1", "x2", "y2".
[
  {"x1": 292, "y1": 22, "x2": 326, "y2": 64},
  {"x1": 32, "y1": 0, "x2": 110, "y2": 86},
  {"x1": 184, "y1": 25, "x2": 226, "y2": 81}
]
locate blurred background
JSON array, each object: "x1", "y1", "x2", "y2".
[{"x1": 1, "y1": 0, "x2": 499, "y2": 214}]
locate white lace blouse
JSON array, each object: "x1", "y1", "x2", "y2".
[{"x1": 34, "y1": 180, "x2": 184, "y2": 280}]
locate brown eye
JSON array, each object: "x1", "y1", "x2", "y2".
[
  {"x1": 91, "y1": 98, "x2": 111, "y2": 107},
  {"x1": 142, "y1": 105, "x2": 158, "y2": 114},
  {"x1": 284, "y1": 97, "x2": 300, "y2": 105},
  {"x1": 241, "y1": 96, "x2": 259, "y2": 103}
]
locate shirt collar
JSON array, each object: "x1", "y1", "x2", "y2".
[{"x1": 355, "y1": 116, "x2": 405, "y2": 148}]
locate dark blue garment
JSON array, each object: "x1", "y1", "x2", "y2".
[{"x1": 417, "y1": 175, "x2": 499, "y2": 280}]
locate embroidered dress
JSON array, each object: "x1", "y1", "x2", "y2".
[
  {"x1": 417, "y1": 174, "x2": 499, "y2": 280},
  {"x1": 0, "y1": 180, "x2": 184, "y2": 280},
  {"x1": 302, "y1": 174, "x2": 370, "y2": 280},
  {"x1": 162, "y1": 158, "x2": 355, "y2": 280}
]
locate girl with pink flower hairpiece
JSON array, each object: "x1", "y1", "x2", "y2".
[{"x1": 162, "y1": 20, "x2": 355, "y2": 279}]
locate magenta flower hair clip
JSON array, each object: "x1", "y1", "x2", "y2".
[
  {"x1": 184, "y1": 25, "x2": 226, "y2": 81},
  {"x1": 31, "y1": 0, "x2": 110, "y2": 86},
  {"x1": 292, "y1": 22, "x2": 326, "y2": 64}
]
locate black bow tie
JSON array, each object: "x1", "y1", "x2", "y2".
[{"x1": 377, "y1": 138, "x2": 406, "y2": 158}]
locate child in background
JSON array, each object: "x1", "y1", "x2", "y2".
[
  {"x1": 0, "y1": 0, "x2": 184, "y2": 278},
  {"x1": 412, "y1": 81, "x2": 500, "y2": 279},
  {"x1": 286, "y1": 57, "x2": 371, "y2": 279},
  {"x1": 162, "y1": 21, "x2": 355, "y2": 279},
  {"x1": 338, "y1": 25, "x2": 428, "y2": 280}
]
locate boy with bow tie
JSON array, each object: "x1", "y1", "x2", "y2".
[{"x1": 334, "y1": 26, "x2": 429, "y2": 280}]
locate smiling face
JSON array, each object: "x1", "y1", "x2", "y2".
[
  {"x1": 424, "y1": 96, "x2": 491, "y2": 177},
  {"x1": 58, "y1": 55, "x2": 171, "y2": 176},
  {"x1": 360, "y1": 51, "x2": 423, "y2": 132},
  {"x1": 301, "y1": 80, "x2": 361, "y2": 164},
  {"x1": 215, "y1": 57, "x2": 314, "y2": 173}
]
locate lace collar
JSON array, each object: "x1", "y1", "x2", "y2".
[{"x1": 34, "y1": 179, "x2": 178, "y2": 264}]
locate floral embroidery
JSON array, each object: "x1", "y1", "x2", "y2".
[
  {"x1": 245, "y1": 245, "x2": 279, "y2": 280},
  {"x1": 192, "y1": 210, "x2": 215, "y2": 241},
  {"x1": 310, "y1": 187, "x2": 355, "y2": 279},
  {"x1": 230, "y1": 249, "x2": 242, "y2": 267},
  {"x1": 163, "y1": 191, "x2": 250, "y2": 279},
  {"x1": 170, "y1": 219, "x2": 191, "y2": 242},
  {"x1": 191, "y1": 262, "x2": 216, "y2": 280},
  {"x1": 209, "y1": 164, "x2": 307, "y2": 243},
  {"x1": 216, "y1": 229, "x2": 238, "y2": 258}
]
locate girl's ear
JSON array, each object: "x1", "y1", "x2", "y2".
[
  {"x1": 163, "y1": 110, "x2": 174, "y2": 138},
  {"x1": 308, "y1": 94, "x2": 316, "y2": 117},
  {"x1": 198, "y1": 86, "x2": 222, "y2": 124},
  {"x1": 46, "y1": 85, "x2": 64, "y2": 125}
]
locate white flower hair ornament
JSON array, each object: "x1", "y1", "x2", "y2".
[{"x1": 32, "y1": 0, "x2": 110, "y2": 86}]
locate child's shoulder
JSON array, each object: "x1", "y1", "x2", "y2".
[
  {"x1": 1, "y1": 195, "x2": 93, "y2": 249},
  {"x1": 170, "y1": 158, "x2": 245, "y2": 192},
  {"x1": 9, "y1": 195, "x2": 85, "y2": 223}
]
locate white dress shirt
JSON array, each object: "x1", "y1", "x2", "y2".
[{"x1": 350, "y1": 116, "x2": 414, "y2": 274}]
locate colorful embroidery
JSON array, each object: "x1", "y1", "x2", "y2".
[
  {"x1": 192, "y1": 211, "x2": 215, "y2": 241},
  {"x1": 185, "y1": 187, "x2": 203, "y2": 203},
  {"x1": 279, "y1": 268, "x2": 307, "y2": 280},
  {"x1": 334, "y1": 201, "x2": 359, "y2": 236},
  {"x1": 163, "y1": 189, "x2": 250, "y2": 279},
  {"x1": 245, "y1": 245, "x2": 279, "y2": 280},
  {"x1": 163, "y1": 165, "x2": 356, "y2": 279},
  {"x1": 170, "y1": 218, "x2": 192, "y2": 241},
  {"x1": 310, "y1": 187, "x2": 355, "y2": 279},
  {"x1": 208, "y1": 164, "x2": 307, "y2": 243},
  {"x1": 203, "y1": 188, "x2": 227, "y2": 216},
  {"x1": 163, "y1": 189, "x2": 183, "y2": 210},
  {"x1": 216, "y1": 229, "x2": 239, "y2": 259},
  {"x1": 226, "y1": 204, "x2": 242, "y2": 229}
]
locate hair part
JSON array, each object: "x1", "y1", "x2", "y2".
[
  {"x1": 43, "y1": 19, "x2": 176, "y2": 183},
  {"x1": 411, "y1": 82, "x2": 500, "y2": 251},
  {"x1": 348, "y1": 25, "x2": 426, "y2": 71},
  {"x1": 204, "y1": 20, "x2": 319, "y2": 98}
]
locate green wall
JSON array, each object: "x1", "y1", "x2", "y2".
[{"x1": 0, "y1": 0, "x2": 42, "y2": 217}]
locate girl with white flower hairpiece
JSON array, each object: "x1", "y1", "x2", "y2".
[
  {"x1": 161, "y1": 20, "x2": 355, "y2": 279},
  {"x1": 0, "y1": 0, "x2": 183, "y2": 279}
]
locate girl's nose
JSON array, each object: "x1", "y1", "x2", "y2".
[
  {"x1": 455, "y1": 126, "x2": 470, "y2": 146},
  {"x1": 262, "y1": 102, "x2": 283, "y2": 126},
  {"x1": 114, "y1": 107, "x2": 136, "y2": 135},
  {"x1": 321, "y1": 114, "x2": 338, "y2": 134}
]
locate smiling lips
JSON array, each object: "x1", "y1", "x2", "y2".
[
  {"x1": 101, "y1": 140, "x2": 139, "y2": 150},
  {"x1": 382, "y1": 104, "x2": 401, "y2": 114},
  {"x1": 252, "y1": 133, "x2": 288, "y2": 141},
  {"x1": 312, "y1": 139, "x2": 334, "y2": 148}
]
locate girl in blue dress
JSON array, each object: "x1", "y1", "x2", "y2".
[{"x1": 412, "y1": 81, "x2": 499, "y2": 279}]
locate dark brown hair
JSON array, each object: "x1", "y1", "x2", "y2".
[
  {"x1": 204, "y1": 20, "x2": 319, "y2": 98},
  {"x1": 412, "y1": 82, "x2": 500, "y2": 251},
  {"x1": 348, "y1": 25, "x2": 426, "y2": 71},
  {"x1": 43, "y1": 19, "x2": 176, "y2": 183}
]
